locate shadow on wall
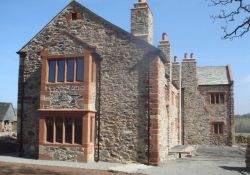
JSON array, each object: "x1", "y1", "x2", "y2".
[
  {"x1": 0, "y1": 135, "x2": 17, "y2": 154},
  {"x1": 18, "y1": 64, "x2": 41, "y2": 158},
  {"x1": 220, "y1": 166, "x2": 249, "y2": 174}
]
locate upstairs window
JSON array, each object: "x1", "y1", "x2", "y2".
[
  {"x1": 210, "y1": 93, "x2": 225, "y2": 104},
  {"x1": 48, "y1": 58, "x2": 84, "y2": 83},
  {"x1": 212, "y1": 122, "x2": 224, "y2": 134}
]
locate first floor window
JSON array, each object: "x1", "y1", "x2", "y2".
[
  {"x1": 45, "y1": 117, "x2": 83, "y2": 145},
  {"x1": 46, "y1": 118, "x2": 53, "y2": 143},
  {"x1": 65, "y1": 118, "x2": 72, "y2": 144},
  {"x1": 213, "y1": 122, "x2": 224, "y2": 134},
  {"x1": 75, "y1": 118, "x2": 82, "y2": 144},
  {"x1": 210, "y1": 93, "x2": 225, "y2": 104},
  {"x1": 47, "y1": 57, "x2": 84, "y2": 83}
]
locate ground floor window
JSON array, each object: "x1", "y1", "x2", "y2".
[
  {"x1": 212, "y1": 122, "x2": 224, "y2": 134},
  {"x1": 45, "y1": 117, "x2": 83, "y2": 145}
]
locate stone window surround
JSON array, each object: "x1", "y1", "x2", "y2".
[{"x1": 209, "y1": 92, "x2": 226, "y2": 105}]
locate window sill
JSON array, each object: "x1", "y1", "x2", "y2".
[
  {"x1": 45, "y1": 82, "x2": 84, "y2": 86},
  {"x1": 41, "y1": 143, "x2": 83, "y2": 147}
]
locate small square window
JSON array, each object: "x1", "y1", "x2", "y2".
[{"x1": 72, "y1": 13, "x2": 77, "y2": 20}]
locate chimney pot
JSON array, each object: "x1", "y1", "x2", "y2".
[
  {"x1": 174, "y1": 56, "x2": 178, "y2": 63},
  {"x1": 162, "y1": 33, "x2": 168, "y2": 41},
  {"x1": 184, "y1": 53, "x2": 188, "y2": 59},
  {"x1": 190, "y1": 53, "x2": 194, "y2": 58}
]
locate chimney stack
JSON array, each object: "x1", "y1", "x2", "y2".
[
  {"x1": 158, "y1": 32, "x2": 172, "y2": 81},
  {"x1": 173, "y1": 56, "x2": 179, "y2": 63},
  {"x1": 131, "y1": 0, "x2": 153, "y2": 44},
  {"x1": 158, "y1": 33, "x2": 171, "y2": 63}
]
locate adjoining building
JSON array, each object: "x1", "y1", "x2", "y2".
[
  {"x1": 0, "y1": 102, "x2": 17, "y2": 132},
  {"x1": 16, "y1": 0, "x2": 234, "y2": 165}
]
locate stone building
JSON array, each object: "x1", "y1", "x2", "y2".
[
  {"x1": 0, "y1": 102, "x2": 17, "y2": 132},
  {"x1": 16, "y1": 0, "x2": 234, "y2": 165}
]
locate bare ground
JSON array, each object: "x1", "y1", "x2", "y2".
[{"x1": 0, "y1": 162, "x2": 144, "y2": 175}]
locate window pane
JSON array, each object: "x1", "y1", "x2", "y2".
[
  {"x1": 57, "y1": 60, "x2": 65, "y2": 82},
  {"x1": 46, "y1": 118, "x2": 54, "y2": 143},
  {"x1": 220, "y1": 94, "x2": 225, "y2": 104},
  {"x1": 67, "y1": 59, "x2": 74, "y2": 82},
  {"x1": 48, "y1": 60, "x2": 56, "y2": 82},
  {"x1": 75, "y1": 118, "x2": 82, "y2": 144},
  {"x1": 76, "y1": 59, "x2": 84, "y2": 82},
  {"x1": 216, "y1": 94, "x2": 220, "y2": 104},
  {"x1": 211, "y1": 94, "x2": 215, "y2": 104},
  {"x1": 219, "y1": 124, "x2": 223, "y2": 134},
  {"x1": 56, "y1": 118, "x2": 63, "y2": 143},
  {"x1": 214, "y1": 124, "x2": 218, "y2": 134},
  {"x1": 65, "y1": 118, "x2": 72, "y2": 144}
]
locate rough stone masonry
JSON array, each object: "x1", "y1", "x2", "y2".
[{"x1": 16, "y1": 0, "x2": 234, "y2": 165}]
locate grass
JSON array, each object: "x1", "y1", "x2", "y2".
[
  {"x1": 236, "y1": 117, "x2": 250, "y2": 133},
  {"x1": 235, "y1": 133, "x2": 250, "y2": 137}
]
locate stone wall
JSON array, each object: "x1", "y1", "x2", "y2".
[
  {"x1": 198, "y1": 85, "x2": 231, "y2": 145},
  {"x1": 39, "y1": 145, "x2": 84, "y2": 162},
  {"x1": 42, "y1": 85, "x2": 85, "y2": 109},
  {"x1": 168, "y1": 85, "x2": 180, "y2": 148},
  {"x1": 18, "y1": 1, "x2": 158, "y2": 163},
  {"x1": 157, "y1": 57, "x2": 169, "y2": 162},
  {"x1": 181, "y1": 58, "x2": 233, "y2": 145}
]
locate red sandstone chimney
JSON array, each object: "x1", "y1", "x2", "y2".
[{"x1": 131, "y1": 0, "x2": 153, "y2": 44}]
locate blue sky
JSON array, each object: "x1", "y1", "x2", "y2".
[{"x1": 0, "y1": 0, "x2": 249, "y2": 114}]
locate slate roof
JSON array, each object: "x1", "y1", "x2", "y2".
[
  {"x1": 197, "y1": 66, "x2": 230, "y2": 85},
  {"x1": 0, "y1": 102, "x2": 16, "y2": 122}
]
